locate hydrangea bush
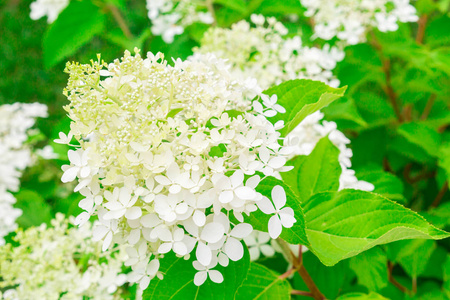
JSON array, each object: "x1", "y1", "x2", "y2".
[
  {"x1": 300, "y1": 0, "x2": 419, "y2": 45},
  {"x1": 0, "y1": 103, "x2": 48, "y2": 245},
  {"x1": 2, "y1": 0, "x2": 450, "y2": 299},
  {"x1": 0, "y1": 214, "x2": 128, "y2": 300}
]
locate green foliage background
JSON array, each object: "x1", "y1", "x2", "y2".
[{"x1": 1, "y1": 0, "x2": 450, "y2": 299}]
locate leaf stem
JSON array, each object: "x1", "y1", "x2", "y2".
[
  {"x1": 416, "y1": 14, "x2": 428, "y2": 44},
  {"x1": 291, "y1": 290, "x2": 314, "y2": 297},
  {"x1": 388, "y1": 261, "x2": 411, "y2": 294},
  {"x1": 107, "y1": 4, "x2": 134, "y2": 39},
  {"x1": 205, "y1": 0, "x2": 217, "y2": 26},
  {"x1": 420, "y1": 94, "x2": 437, "y2": 120},
  {"x1": 276, "y1": 239, "x2": 325, "y2": 300},
  {"x1": 430, "y1": 181, "x2": 448, "y2": 208},
  {"x1": 370, "y1": 32, "x2": 403, "y2": 123}
]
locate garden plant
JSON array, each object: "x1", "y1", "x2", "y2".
[{"x1": 1, "y1": 0, "x2": 450, "y2": 299}]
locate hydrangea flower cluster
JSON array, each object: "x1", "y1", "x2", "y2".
[
  {"x1": 300, "y1": 0, "x2": 419, "y2": 45},
  {"x1": 29, "y1": 0, "x2": 69, "y2": 23},
  {"x1": 0, "y1": 214, "x2": 128, "y2": 300},
  {"x1": 194, "y1": 15, "x2": 345, "y2": 90},
  {"x1": 193, "y1": 15, "x2": 372, "y2": 193},
  {"x1": 59, "y1": 50, "x2": 295, "y2": 289},
  {"x1": 0, "y1": 102, "x2": 48, "y2": 245},
  {"x1": 146, "y1": 0, "x2": 213, "y2": 43}
]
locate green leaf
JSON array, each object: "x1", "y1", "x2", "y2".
[
  {"x1": 235, "y1": 262, "x2": 291, "y2": 299},
  {"x1": 349, "y1": 247, "x2": 388, "y2": 291},
  {"x1": 43, "y1": 0, "x2": 105, "y2": 68},
  {"x1": 303, "y1": 190, "x2": 449, "y2": 266},
  {"x1": 214, "y1": 0, "x2": 247, "y2": 12},
  {"x1": 438, "y1": 142, "x2": 450, "y2": 182},
  {"x1": 284, "y1": 137, "x2": 341, "y2": 203},
  {"x1": 246, "y1": 177, "x2": 309, "y2": 245},
  {"x1": 322, "y1": 97, "x2": 368, "y2": 129},
  {"x1": 294, "y1": 251, "x2": 353, "y2": 299},
  {"x1": 14, "y1": 190, "x2": 53, "y2": 228},
  {"x1": 397, "y1": 122, "x2": 441, "y2": 157},
  {"x1": 105, "y1": 28, "x2": 151, "y2": 51},
  {"x1": 443, "y1": 255, "x2": 450, "y2": 299},
  {"x1": 387, "y1": 239, "x2": 436, "y2": 278},
  {"x1": 263, "y1": 79, "x2": 346, "y2": 136},
  {"x1": 336, "y1": 292, "x2": 389, "y2": 300},
  {"x1": 143, "y1": 246, "x2": 250, "y2": 299}
]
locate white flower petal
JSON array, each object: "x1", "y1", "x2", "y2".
[
  {"x1": 194, "y1": 271, "x2": 208, "y2": 286},
  {"x1": 257, "y1": 197, "x2": 276, "y2": 215},
  {"x1": 224, "y1": 237, "x2": 244, "y2": 261},
  {"x1": 208, "y1": 270, "x2": 224, "y2": 284},
  {"x1": 268, "y1": 215, "x2": 282, "y2": 239},
  {"x1": 196, "y1": 242, "x2": 212, "y2": 266},
  {"x1": 272, "y1": 185, "x2": 286, "y2": 210},
  {"x1": 201, "y1": 222, "x2": 224, "y2": 243},
  {"x1": 230, "y1": 223, "x2": 253, "y2": 238}
]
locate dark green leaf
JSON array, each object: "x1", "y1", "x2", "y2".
[
  {"x1": 43, "y1": 0, "x2": 106, "y2": 68},
  {"x1": 349, "y1": 247, "x2": 388, "y2": 291}
]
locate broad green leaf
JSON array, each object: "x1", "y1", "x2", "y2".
[
  {"x1": 143, "y1": 246, "x2": 250, "y2": 299},
  {"x1": 214, "y1": 0, "x2": 247, "y2": 12},
  {"x1": 263, "y1": 79, "x2": 346, "y2": 136},
  {"x1": 387, "y1": 239, "x2": 436, "y2": 278},
  {"x1": 294, "y1": 251, "x2": 353, "y2": 299},
  {"x1": 235, "y1": 262, "x2": 291, "y2": 300},
  {"x1": 303, "y1": 190, "x2": 449, "y2": 266},
  {"x1": 43, "y1": 0, "x2": 105, "y2": 68},
  {"x1": 322, "y1": 97, "x2": 368, "y2": 129},
  {"x1": 336, "y1": 292, "x2": 389, "y2": 300},
  {"x1": 349, "y1": 247, "x2": 388, "y2": 291},
  {"x1": 246, "y1": 177, "x2": 309, "y2": 246},
  {"x1": 14, "y1": 190, "x2": 53, "y2": 228},
  {"x1": 438, "y1": 142, "x2": 450, "y2": 182},
  {"x1": 105, "y1": 28, "x2": 151, "y2": 51},
  {"x1": 284, "y1": 137, "x2": 341, "y2": 203},
  {"x1": 421, "y1": 246, "x2": 448, "y2": 280},
  {"x1": 444, "y1": 255, "x2": 450, "y2": 299},
  {"x1": 397, "y1": 122, "x2": 441, "y2": 157}
]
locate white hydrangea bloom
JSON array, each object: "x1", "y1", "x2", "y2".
[
  {"x1": 60, "y1": 49, "x2": 295, "y2": 289},
  {"x1": 195, "y1": 15, "x2": 345, "y2": 90},
  {"x1": 193, "y1": 16, "x2": 372, "y2": 192},
  {"x1": 29, "y1": 0, "x2": 69, "y2": 23},
  {"x1": 300, "y1": 0, "x2": 419, "y2": 45},
  {"x1": 0, "y1": 214, "x2": 128, "y2": 300},
  {"x1": 146, "y1": 0, "x2": 213, "y2": 43},
  {"x1": 0, "y1": 102, "x2": 48, "y2": 245}
]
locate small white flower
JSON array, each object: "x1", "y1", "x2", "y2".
[
  {"x1": 193, "y1": 260, "x2": 223, "y2": 286},
  {"x1": 257, "y1": 185, "x2": 296, "y2": 239}
]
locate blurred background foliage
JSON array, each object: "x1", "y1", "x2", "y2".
[{"x1": 1, "y1": 0, "x2": 450, "y2": 298}]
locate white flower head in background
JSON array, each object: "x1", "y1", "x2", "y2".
[
  {"x1": 194, "y1": 15, "x2": 344, "y2": 92},
  {"x1": 0, "y1": 213, "x2": 128, "y2": 299},
  {"x1": 300, "y1": 0, "x2": 419, "y2": 45},
  {"x1": 0, "y1": 102, "x2": 48, "y2": 245},
  {"x1": 285, "y1": 111, "x2": 374, "y2": 191},
  {"x1": 61, "y1": 49, "x2": 294, "y2": 289},
  {"x1": 146, "y1": 0, "x2": 213, "y2": 43},
  {"x1": 29, "y1": 0, "x2": 69, "y2": 23}
]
